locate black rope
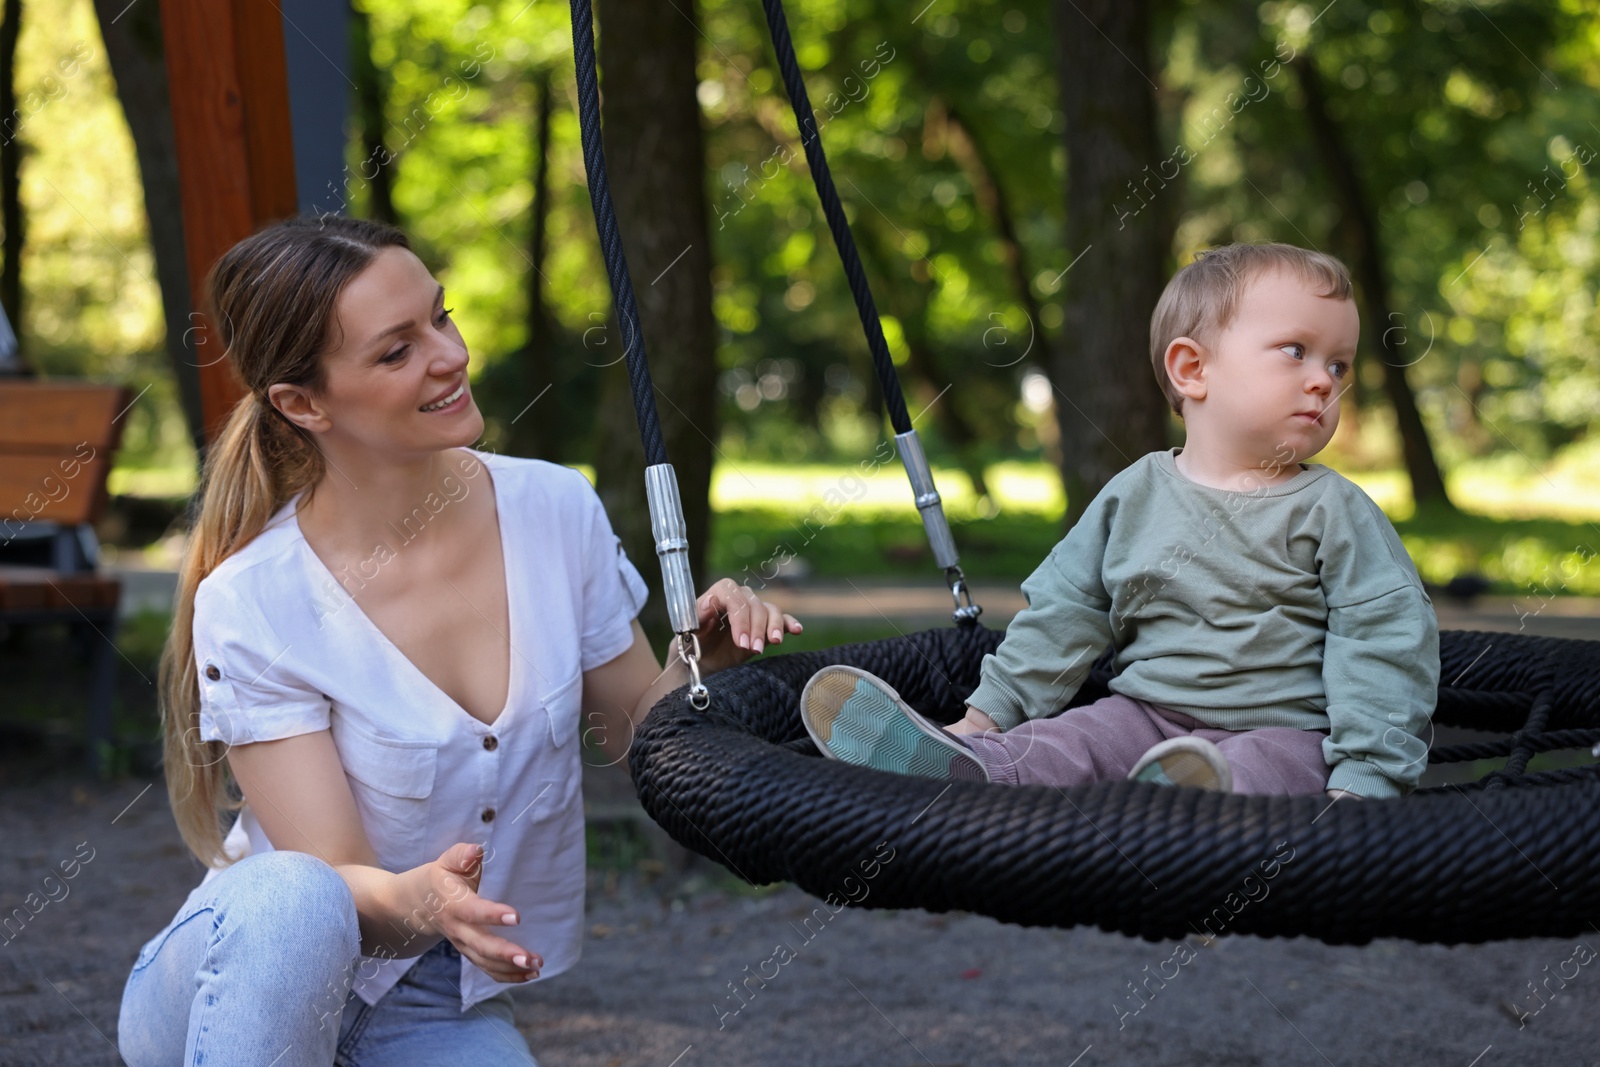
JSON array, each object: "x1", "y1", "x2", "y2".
[
  {"x1": 630, "y1": 626, "x2": 1600, "y2": 944},
  {"x1": 1497, "y1": 688, "x2": 1556, "y2": 784},
  {"x1": 568, "y1": 0, "x2": 668, "y2": 466},
  {"x1": 758, "y1": 0, "x2": 913, "y2": 435},
  {"x1": 1429, "y1": 727, "x2": 1600, "y2": 764}
]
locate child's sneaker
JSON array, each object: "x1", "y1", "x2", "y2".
[
  {"x1": 801, "y1": 665, "x2": 990, "y2": 782},
  {"x1": 1128, "y1": 736, "x2": 1233, "y2": 791}
]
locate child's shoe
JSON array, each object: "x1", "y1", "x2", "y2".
[
  {"x1": 801, "y1": 665, "x2": 990, "y2": 782},
  {"x1": 1128, "y1": 736, "x2": 1233, "y2": 791}
]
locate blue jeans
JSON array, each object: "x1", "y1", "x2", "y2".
[{"x1": 117, "y1": 851, "x2": 538, "y2": 1066}]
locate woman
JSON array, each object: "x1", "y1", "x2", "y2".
[{"x1": 117, "y1": 215, "x2": 800, "y2": 1065}]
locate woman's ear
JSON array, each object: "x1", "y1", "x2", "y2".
[
  {"x1": 1164, "y1": 337, "x2": 1208, "y2": 404},
  {"x1": 266, "y1": 382, "x2": 330, "y2": 435}
]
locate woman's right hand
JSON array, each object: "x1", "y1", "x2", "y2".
[{"x1": 422, "y1": 842, "x2": 542, "y2": 984}]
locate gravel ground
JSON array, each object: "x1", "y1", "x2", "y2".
[
  {"x1": 3, "y1": 762, "x2": 1598, "y2": 1067},
  {"x1": 5, "y1": 585, "x2": 1598, "y2": 1065}
]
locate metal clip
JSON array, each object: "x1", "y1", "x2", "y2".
[
  {"x1": 895, "y1": 429, "x2": 961, "y2": 570},
  {"x1": 678, "y1": 631, "x2": 711, "y2": 710},
  {"x1": 946, "y1": 565, "x2": 983, "y2": 625},
  {"x1": 645, "y1": 464, "x2": 701, "y2": 636}
]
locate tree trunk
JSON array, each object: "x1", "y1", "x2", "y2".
[
  {"x1": 92, "y1": 0, "x2": 204, "y2": 455},
  {"x1": 349, "y1": 2, "x2": 395, "y2": 224},
  {"x1": 514, "y1": 64, "x2": 559, "y2": 463},
  {"x1": 1053, "y1": 0, "x2": 1173, "y2": 528},
  {"x1": 1293, "y1": 55, "x2": 1453, "y2": 510},
  {"x1": 591, "y1": 0, "x2": 718, "y2": 641},
  {"x1": 1, "y1": 0, "x2": 23, "y2": 363}
]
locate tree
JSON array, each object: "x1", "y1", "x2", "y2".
[
  {"x1": 1053, "y1": 0, "x2": 1173, "y2": 525},
  {"x1": 91, "y1": 0, "x2": 203, "y2": 454},
  {"x1": 513, "y1": 64, "x2": 559, "y2": 463},
  {"x1": 350, "y1": 2, "x2": 396, "y2": 225},
  {"x1": 1293, "y1": 53, "x2": 1452, "y2": 509}
]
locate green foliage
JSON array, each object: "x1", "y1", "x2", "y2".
[
  {"x1": 709, "y1": 505, "x2": 1061, "y2": 581},
  {"x1": 4, "y1": 0, "x2": 1594, "y2": 521},
  {"x1": 12, "y1": 0, "x2": 182, "y2": 473},
  {"x1": 1397, "y1": 507, "x2": 1600, "y2": 596},
  {"x1": 337, "y1": 0, "x2": 1070, "y2": 468},
  {"x1": 1173, "y1": 0, "x2": 1598, "y2": 467}
]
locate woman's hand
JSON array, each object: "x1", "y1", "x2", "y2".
[
  {"x1": 692, "y1": 577, "x2": 802, "y2": 674},
  {"x1": 1324, "y1": 789, "x2": 1364, "y2": 801},
  {"x1": 421, "y1": 842, "x2": 543, "y2": 984}
]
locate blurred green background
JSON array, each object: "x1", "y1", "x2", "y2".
[{"x1": 8, "y1": 0, "x2": 1600, "y2": 626}]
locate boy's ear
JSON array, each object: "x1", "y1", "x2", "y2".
[{"x1": 1164, "y1": 337, "x2": 1208, "y2": 404}]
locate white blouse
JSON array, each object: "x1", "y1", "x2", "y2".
[{"x1": 191, "y1": 448, "x2": 648, "y2": 1011}]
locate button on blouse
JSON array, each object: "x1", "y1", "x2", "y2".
[{"x1": 189, "y1": 450, "x2": 648, "y2": 1011}]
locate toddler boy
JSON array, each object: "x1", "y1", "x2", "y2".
[{"x1": 803, "y1": 243, "x2": 1439, "y2": 799}]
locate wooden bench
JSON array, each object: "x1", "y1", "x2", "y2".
[{"x1": 0, "y1": 381, "x2": 133, "y2": 773}]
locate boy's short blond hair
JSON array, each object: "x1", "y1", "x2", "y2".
[{"x1": 1150, "y1": 243, "x2": 1353, "y2": 416}]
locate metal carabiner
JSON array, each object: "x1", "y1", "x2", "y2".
[
  {"x1": 946, "y1": 565, "x2": 983, "y2": 625},
  {"x1": 678, "y1": 630, "x2": 711, "y2": 710}
]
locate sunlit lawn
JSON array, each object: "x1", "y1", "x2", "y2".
[
  {"x1": 704, "y1": 458, "x2": 1600, "y2": 597},
  {"x1": 112, "y1": 454, "x2": 1600, "y2": 596}
]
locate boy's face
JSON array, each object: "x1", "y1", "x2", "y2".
[{"x1": 1191, "y1": 269, "x2": 1359, "y2": 466}]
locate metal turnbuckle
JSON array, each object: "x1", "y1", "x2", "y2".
[
  {"x1": 678, "y1": 631, "x2": 711, "y2": 710},
  {"x1": 946, "y1": 565, "x2": 983, "y2": 626}
]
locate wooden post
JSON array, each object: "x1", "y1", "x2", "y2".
[{"x1": 161, "y1": 0, "x2": 298, "y2": 446}]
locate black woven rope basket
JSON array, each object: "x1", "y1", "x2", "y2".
[{"x1": 628, "y1": 627, "x2": 1600, "y2": 946}]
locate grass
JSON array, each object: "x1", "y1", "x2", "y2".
[
  {"x1": 710, "y1": 503, "x2": 1600, "y2": 596},
  {"x1": 694, "y1": 454, "x2": 1600, "y2": 596},
  {"x1": 1395, "y1": 505, "x2": 1600, "y2": 597},
  {"x1": 112, "y1": 447, "x2": 1600, "y2": 598}
]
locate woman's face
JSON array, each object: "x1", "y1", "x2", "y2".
[{"x1": 273, "y1": 246, "x2": 483, "y2": 459}]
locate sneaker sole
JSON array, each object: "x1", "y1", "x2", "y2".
[
  {"x1": 1129, "y1": 738, "x2": 1233, "y2": 792},
  {"x1": 1134, "y1": 750, "x2": 1220, "y2": 789},
  {"x1": 802, "y1": 666, "x2": 988, "y2": 782}
]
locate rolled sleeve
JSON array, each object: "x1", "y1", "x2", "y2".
[
  {"x1": 192, "y1": 581, "x2": 331, "y2": 746},
  {"x1": 1320, "y1": 585, "x2": 1440, "y2": 798},
  {"x1": 1315, "y1": 491, "x2": 1440, "y2": 797},
  {"x1": 577, "y1": 485, "x2": 650, "y2": 671}
]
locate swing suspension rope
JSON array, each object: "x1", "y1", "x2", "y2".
[
  {"x1": 569, "y1": 0, "x2": 709, "y2": 707},
  {"x1": 568, "y1": 0, "x2": 981, "y2": 628},
  {"x1": 758, "y1": 0, "x2": 980, "y2": 624}
]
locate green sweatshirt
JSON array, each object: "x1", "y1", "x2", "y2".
[{"x1": 964, "y1": 448, "x2": 1439, "y2": 799}]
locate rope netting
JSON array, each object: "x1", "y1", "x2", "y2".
[{"x1": 629, "y1": 627, "x2": 1600, "y2": 944}]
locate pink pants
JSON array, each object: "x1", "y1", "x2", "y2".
[{"x1": 960, "y1": 693, "x2": 1331, "y2": 795}]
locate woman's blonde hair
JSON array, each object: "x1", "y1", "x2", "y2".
[
  {"x1": 1149, "y1": 243, "x2": 1352, "y2": 416},
  {"x1": 160, "y1": 215, "x2": 410, "y2": 867}
]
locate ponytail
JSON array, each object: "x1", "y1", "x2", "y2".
[
  {"x1": 158, "y1": 215, "x2": 407, "y2": 867},
  {"x1": 159, "y1": 393, "x2": 323, "y2": 866}
]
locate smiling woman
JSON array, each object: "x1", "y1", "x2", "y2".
[
  {"x1": 115, "y1": 215, "x2": 800, "y2": 1067},
  {"x1": 263, "y1": 246, "x2": 480, "y2": 456}
]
